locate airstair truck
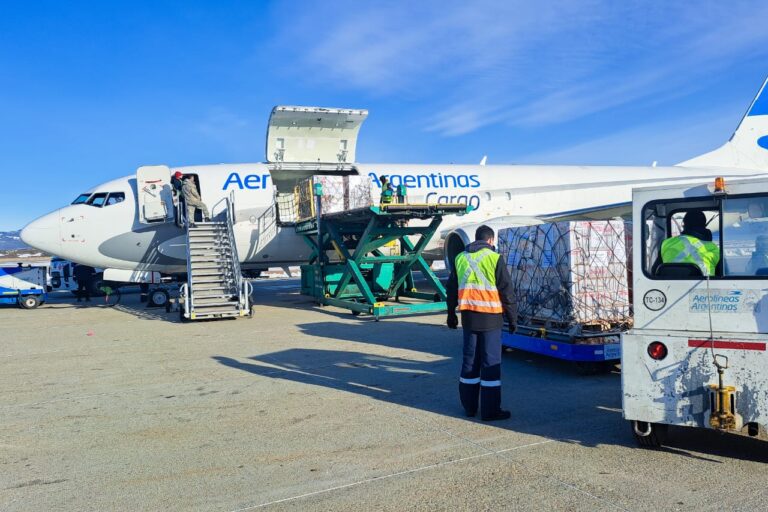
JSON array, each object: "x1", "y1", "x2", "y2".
[{"x1": 624, "y1": 176, "x2": 768, "y2": 447}]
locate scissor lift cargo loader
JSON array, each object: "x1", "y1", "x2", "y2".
[{"x1": 296, "y1": 202, "x2": 469, "y2": 319}]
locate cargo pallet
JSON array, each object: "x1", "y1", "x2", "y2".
[
  {"x1": 502, "y1": 324, "x2": 621, "y2": 374},
  {"x1": 296, "y1": 203, "x2": 469, "y2": 319}
]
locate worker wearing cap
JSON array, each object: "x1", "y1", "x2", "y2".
[
  {"x1": 661, "y1": 210, "x2": 720, "y2": 276},
  {"x1": 446, "y1": 225, "x2": 517, "y2": 421},
  {"x1": 379, "y1": 176, "x2": 394, "y2": 206},
  {"x1": 172, "y1": 171, "x2": 184, "y2": 197},
  {"x1": 178, "y1": 173, "x2": 210, "y2": 225}
]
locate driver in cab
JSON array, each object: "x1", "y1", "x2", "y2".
[{"x1": 661, "y1": 210, "x2": 720, "y2": 276}]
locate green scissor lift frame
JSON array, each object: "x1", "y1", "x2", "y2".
[{"x1": 296, "y1": 202, "x2": 470, "y2": 319}]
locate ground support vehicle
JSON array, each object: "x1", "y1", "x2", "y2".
[
  {"x1": 624, "y1": 176, "x2": 768, "y2": 447},
  {"x1": 297, "y1": 202, "x2": 469, "y2": 319},
  {"x1": 0, "y1": 265, "x2": 47, "y2": 309}
]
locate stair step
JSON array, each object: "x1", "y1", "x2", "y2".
[
  {"x1": 191, "y1": 311, "x2": 242, "y2": 319},
  {"x1": 192, "y1": 269, "x2": 227, "y2": 276},
  {"x1": 193, "y1": 292, "x2": 237, "y2": 300},
  {"x1": 193, "y1": 305, "x2": 241, "y2": 314},
  {"x1": 195, "y1": 299, "x2": 238, "y2": 307},
  {"x1": 192, "y1": 285, "x2": 231, "y2": 292},
  {"x1": 189, "y1": 246, "x2": 232, "y2": 251},
  {"x1": 189, "y1": 233, "x2": 228, "y2": 238},
  {"x1": 192, "y1": 278, "x2": 227, "y2": 285},
  {"x1": 188, "y1": 238, "x2": 228, "y2": 244},
  {"x1": 189, "y1": 252, "x2": 231, "y2": 258}
]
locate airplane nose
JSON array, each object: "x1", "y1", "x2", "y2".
[{"x1": 21, "y1": 209, "x2": 62, "y2": 255}]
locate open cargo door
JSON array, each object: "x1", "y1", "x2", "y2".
[
  {"x1": 137, "y1": 165, "x2": 175, "y2": 224},
  {"x1": 266, "y1": 106, "x2": 368, "y2": 171}
]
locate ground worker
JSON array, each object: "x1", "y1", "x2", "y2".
[
  {"x1": 172, "y1": 171, "x2": 184, "y2": 197},
  {"x1": 396, "y1": 184, "x2": 407, "y2": 204},
  {"x1": 171, "y1": 171, "x2": 185, "y2": 218},
  {"x1": 446, "y1": 225, "x2": 517, "y2": 421},
  {"x1": 379, "y1": 176, "x2": 394, "y2": 206},
  {"x1": 73, "y1": 264, "x2": 95, "y2": 303},
  {"x1": 181, "y1": 174, "x2": 210, "y2": 225},
  {"x1": 747, "y1": 234, "x2": 768, "y2": 275},
  {"x1": 661, "y1": 210, "x2": 719, "y2": 276}
]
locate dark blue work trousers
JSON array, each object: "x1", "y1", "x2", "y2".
[{"x1": 459, "y1": 328, "x2": 502, "y2": 417}]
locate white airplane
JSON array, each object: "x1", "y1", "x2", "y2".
[{"x1": 21, "y1": 77, "x2": 768, "y2": 284}]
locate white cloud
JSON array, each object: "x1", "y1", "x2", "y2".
[
  {"x1": 514, "y1": 104, "x2": 743, "y2": 166},
  {"x1": 274, "y1": 1, "x2": 768, "y2": 136}
]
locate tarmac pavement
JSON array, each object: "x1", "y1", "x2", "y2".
[{"x1": 1, "y1": 279, "x2": 768, "y2": 511}]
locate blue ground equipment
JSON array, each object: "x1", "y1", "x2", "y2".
[
  {"x1": 502, "y1": 325, "x2": 621, "y2": 374},
  {"x1": 0, "y1": 264, "x2": 47, "y2": 309}
]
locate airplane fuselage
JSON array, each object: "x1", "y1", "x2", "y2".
[{"x1": 21, "y1": 162, "x2": 764, "y2": 276}]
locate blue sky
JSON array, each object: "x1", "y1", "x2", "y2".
[{"x1": 1, "y1": 1, "x2": 768, "y2": 230}]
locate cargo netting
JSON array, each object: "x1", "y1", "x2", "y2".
[
  {"x1": 276, "y1": 191, "x2": 299, "y2": 225},
  {"x1": 498, "y1": 220, "x2": 632, "y2": 334},
  {"x1": 296, "y1": 175, "x2": 374, "y2": 220}
]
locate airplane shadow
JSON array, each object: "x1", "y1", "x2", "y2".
[{"x1": 212, "y1": 319, "x2": 768, "y2": 461}]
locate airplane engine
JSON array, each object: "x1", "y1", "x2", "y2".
[{"x1": 442, "y1": 217, "x2": 541, "y2": 270}]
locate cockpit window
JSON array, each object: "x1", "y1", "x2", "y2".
[
  {"x1": 106, "y1": 192, "x2": 125, "y2": 206},
  {"x1": 72, "y1": 194, "x2": 91, "y2": 205},
  {"x1": 88, "y1": 193, "x2": 108, "y2": 207}
]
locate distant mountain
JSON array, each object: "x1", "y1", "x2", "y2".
[{"x1": 0, "y1": 230, "x2": 27, "y2": 251}]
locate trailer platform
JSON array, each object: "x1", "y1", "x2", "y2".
[{"x1": 502, "y1": 326, "x2": 621, "y2": 373}]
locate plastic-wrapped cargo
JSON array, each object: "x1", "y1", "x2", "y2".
[
  {"x1": 296, "y1": 175, "x2": 374, "y2": 220},
  {"x1": 498, "y1": 220, "x2": 632, "y2": 332}
]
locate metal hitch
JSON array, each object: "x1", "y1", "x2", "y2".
[{"x1": 708, "y1": 354, "x2": 738, "y2": 431}]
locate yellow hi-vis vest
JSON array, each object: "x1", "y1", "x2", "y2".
[
  {"x1": 661, "y1": 235, "x2": 720, "y2": 276},
  {"x1": 380, "y1": 183, "x2": 394, "y2": 204},
  {"x1": 455, "y1": 248, "x2": 503, "y2": 314}
]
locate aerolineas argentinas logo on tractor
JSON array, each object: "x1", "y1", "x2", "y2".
[
  {"x1": 689, "y1": 289, "x2": 762, "y2": 314},
  {"x1": 222, "y1": 171, "x2": 484, "y2": 210}
]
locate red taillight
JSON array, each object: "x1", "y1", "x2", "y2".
[{"x1": 647, "y1": 341, "x2": 668, "y2": 360}]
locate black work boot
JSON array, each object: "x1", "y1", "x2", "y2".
[{"x1": 459, "y1": 381, "x2": 480, "y2": 418}]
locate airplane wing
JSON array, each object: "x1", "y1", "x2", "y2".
[{"x1": 536, "y1": 201, "x2": 632, "y2": 223}]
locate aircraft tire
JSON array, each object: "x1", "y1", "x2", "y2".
[{"x1": 148, "y1": 288, "x2": 170, "y2": 308}]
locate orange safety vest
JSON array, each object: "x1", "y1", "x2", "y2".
[{"x1": 456, "y1": 248, "x2": 503, "y2": 314}]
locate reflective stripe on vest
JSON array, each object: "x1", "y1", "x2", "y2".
[
  {"x1": 456, "y1": 248, "x2": 503, "y2": 314},
  {"x1": 380, "y1": 184, "x2": 394, "y2": 204},
  {"x1": 661, "y1": 235, "x2": 719, "y2": 276}
]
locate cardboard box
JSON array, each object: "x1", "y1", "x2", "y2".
[{"x1": 498, "y1": 221, "x2": 631, "y2": 330}]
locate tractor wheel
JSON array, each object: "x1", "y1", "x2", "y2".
[{"x1": 631, "y1": 421, "x2": 668, "y2": 448}]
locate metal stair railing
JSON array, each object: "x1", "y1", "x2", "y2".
[
  {"x1": 183, "y1": 205, "x2": 194, "y2": 316},
  {"x1": 224, "y1": 190, "x2": 249, "y2": 313}
]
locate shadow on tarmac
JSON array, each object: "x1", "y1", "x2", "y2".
[
  {"x1": 213, "y1": 318, "x2": 768, "y2": 461},
  {"x1": 213, "y1": 319, "x2": 625, "y2": 448}
]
